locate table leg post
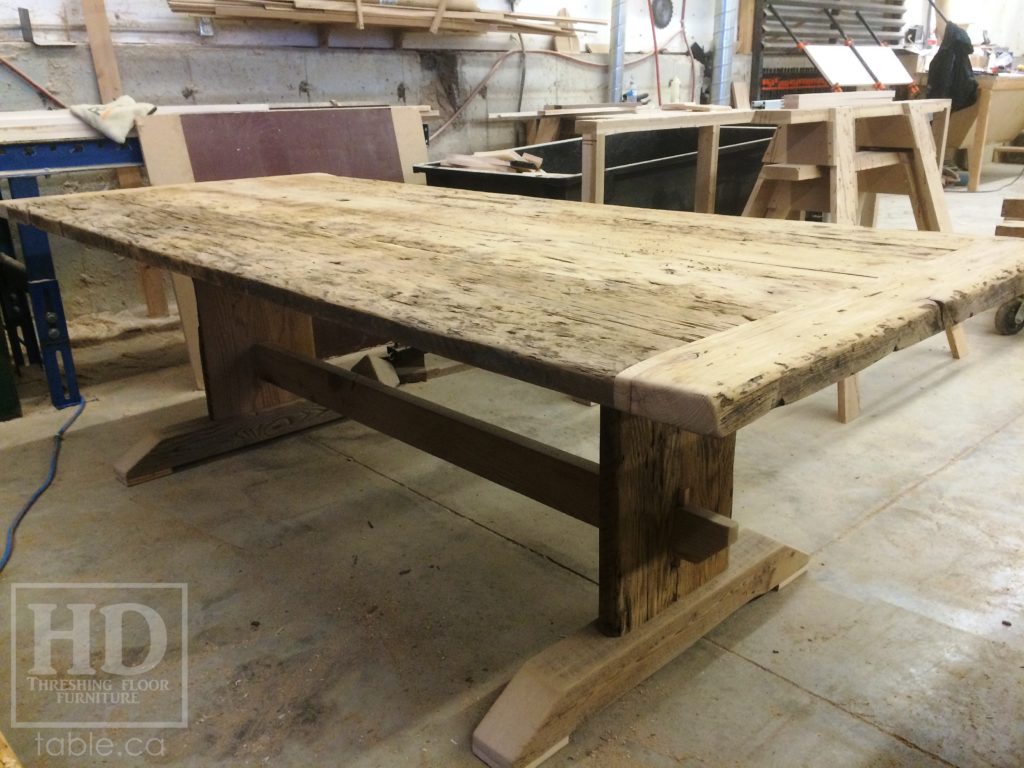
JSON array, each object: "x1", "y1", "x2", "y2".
[
  {"x1": 599, "y1": 408, "x2": 735, "y2": 635},
  {"x1": 945, "y1": 323, "x2": 969, "y2": 360},
  {"x1": 968, "y1": 86, "x2": 993, "y2": 193},
  {"x1": 194, "y1": 280, "x2": 314, "y2": 419},
  {"x1": 858, "y1": 193, "x2": 878, "y2": 228},
  {"x1": 114, "y1": 280, "x2": 341, "y2": 485},
  {"x1": 903, "y1": 103, "x2": 952, "y2": 233},
  {"x1": 837, "y1": 374, "x2": 860, "y2": 424},
  {"x1": 473, "y1": 410, "x2": 807, "y2": 768}
]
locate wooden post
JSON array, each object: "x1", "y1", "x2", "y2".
[
  {"x1": 81, "y1": 0, "x2": 169, "y2": 318},
  {"x1": 827, "y1": 108, "x2": 859, "y2": 226},
  {"x1": 581, "y1": 132, "x2": 606, "y2": 204},
  {"x1": 193, "y1": 281, "x2": 315, "y2": 419},
  {"x1": 113, "y1": 280, "x2": 335, "y2": 485},
  {"x1": 903, "y1": 102, "x2": 953, "y2": 232},
  {"x1": 967, "y1": 80, "x2": 993, "y2": 192},
  {"x1": 599, "y1": 408, "x2": 736, "y2": 636},
  {"x1": 695, "y1": 124, "x2": 720, "y2": 214}
]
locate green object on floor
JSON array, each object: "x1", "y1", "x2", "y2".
[{"x1": 0, "y1": 332, "x2": 21, "y2": 422}]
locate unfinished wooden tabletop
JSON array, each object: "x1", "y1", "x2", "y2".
[{"x1": 4, "y1": 173, "x2": 1023, "y2": 435}]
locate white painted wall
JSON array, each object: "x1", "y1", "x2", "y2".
[
  {"x1": 905, "y1": 0, "x2": 1024, "y2": 53},
  {"x1": 1, "y1": 0, "x2": 715, "y2": 52}
]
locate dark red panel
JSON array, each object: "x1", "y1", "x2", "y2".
[{"x1": 179, "y1": 108, "x2": 404, "y2": 183}]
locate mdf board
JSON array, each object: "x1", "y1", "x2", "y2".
[{"x1": 178, "y1": 108, "x2": 421, "y2": 183}]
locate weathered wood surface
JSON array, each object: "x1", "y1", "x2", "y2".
[
  {"x1": 0, "y1": 728, "x2": 24, "y2": 768},
  {"x1": 4, "y1": 174, "x2": 1024, "y2": 436}
]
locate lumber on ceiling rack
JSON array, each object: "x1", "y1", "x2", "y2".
[
  {"x1": 750, "y1": 0, "x2": 907, "y2": 101},
  {"x1": 166, "y1": 1, "x2": 604, "y2": 37}
]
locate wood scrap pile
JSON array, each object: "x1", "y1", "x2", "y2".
[
  {"x1": 439, "y1": 149, "x2": 562, "y2": 175},
  {"x1": 166, "y1": 0, "x2": 603, "y2": 36}
]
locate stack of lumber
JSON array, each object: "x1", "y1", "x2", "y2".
[
  {"x1": 166, "y1": 0, "x2": 603, "y2": 36},
  {"x1": 489, "y1": 103, "x2": 639, "y2": 121},
  {"x1": 438, "y1": 149, "x2": 555, "y2": 174}
]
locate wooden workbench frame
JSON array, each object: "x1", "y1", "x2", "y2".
[
  {"x1": 965, "y1": 76, "x2": 1024, "y2": 192},
  {"x1": 745, "y1": 99, "x2": 963, "y2": 422},
  {"x1": 575, "y1": 110, "x2": 757, "y2": 213}
]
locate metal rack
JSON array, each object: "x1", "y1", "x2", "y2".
[
  {"x1": 751, "y1": 0, "x2": 908, "y2": 100},
  {"x1": 0, "y1": 135, "x2": 144, "y2": 409}
]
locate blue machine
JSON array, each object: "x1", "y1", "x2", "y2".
[{"x1": 0, "y1": 135, "x2": 144, "y2": 409}]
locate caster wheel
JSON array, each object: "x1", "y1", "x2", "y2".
[{"x1": 994, "y1": 297, "x2": 1024, "y2": 336}]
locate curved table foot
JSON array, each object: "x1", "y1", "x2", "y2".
[{"x1": 472, "y1": 531, "x2": 808, "y2": 768}]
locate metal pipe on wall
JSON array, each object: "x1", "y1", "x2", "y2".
[
  {"x1": 710, "y1": 0, "x2": 738, "y2": 106},
  {"x1": 607, "y1": 0, "x2": 627, "y2": 103}
]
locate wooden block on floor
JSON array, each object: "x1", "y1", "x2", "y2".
[{"x1": 1001, "y1": 199, "x2": 1024, "y2": 219}]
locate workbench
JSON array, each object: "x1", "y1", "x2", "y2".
[{"x1": 4, "y1": 175, "x2": 1024, "y2": 768}]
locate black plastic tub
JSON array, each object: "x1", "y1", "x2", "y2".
[{"x1": 414, "y1": 125, "x2": 774, "y2": 215}]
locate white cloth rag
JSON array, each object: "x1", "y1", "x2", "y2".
[{"x1": 70, "y1": 95, "x2": 156, "y2": 143}]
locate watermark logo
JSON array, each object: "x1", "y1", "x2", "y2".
[{"x1": 10, "y1": 583, "x2": 188, "y2": 729}]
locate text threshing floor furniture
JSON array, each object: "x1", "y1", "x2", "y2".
[{"x1": 3, "y1": 174, "x2": 1024, "y2": 768}]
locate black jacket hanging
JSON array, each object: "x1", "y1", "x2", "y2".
[{"x1": 927, "y1": 22, "x2": 979, "y2": 112}]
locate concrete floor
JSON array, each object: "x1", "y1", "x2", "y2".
[{"x1": 2, "y1": 165, "x2": 1024, "y2": 767}]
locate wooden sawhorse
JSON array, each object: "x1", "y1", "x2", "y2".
[
  {"x1": 745, "y1": 99, "x2": 964, "y2": 422},
  {"x1": 576, "y1": 108, "x2": 756, "y2": 213}
]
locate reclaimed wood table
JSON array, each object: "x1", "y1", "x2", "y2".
[{"x1": 4, "y1": 174, "x2": 1024, "y2": 768}]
